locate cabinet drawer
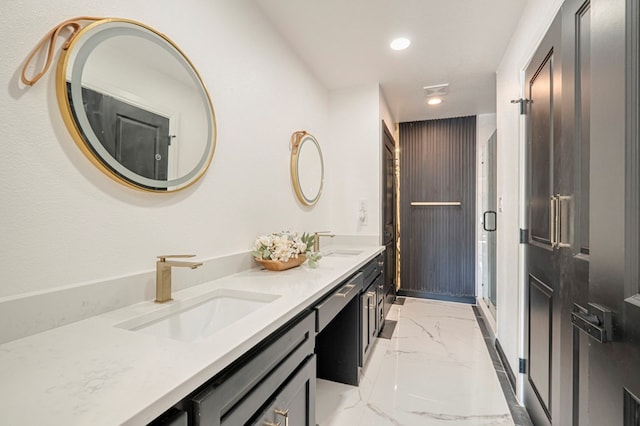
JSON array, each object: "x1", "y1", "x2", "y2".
[
  {"x1": 191, "y1": 312, "x2": 315, "y2": 426},
  {"x1": 254, "y1": 355, "x2": 316, "y2": 426},
  {"x1": 315, "y1": 272, "x2": 362, "y2": 332}
]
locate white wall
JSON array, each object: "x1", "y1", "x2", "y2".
[
  {"x1": 327, "y1": 84, "x2": 382, "y2": 238},
  {"x1": 495, "y1": 0, "x2": 563, "y2": 398},
  {"x1": 379, "y1": 88, "x2": 395, "y2": 138},
  {"x1": 1, "y1": 0, "x2": 332, "y2": 300}
]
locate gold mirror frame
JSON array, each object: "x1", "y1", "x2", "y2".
[
  {"x1": 56, "y1": 18, "x2": 216, "y2": 192},
  {"x1": 290, "y1": 131, "x2": 324, "y2": 206}
]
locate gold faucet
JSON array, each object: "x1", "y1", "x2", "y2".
[
  {"x1": 313, "y1": 231, "x2": 335, "y2": 252},
  {"x1": 155, "y1": 255, "x2": 203, "y2": 303}
]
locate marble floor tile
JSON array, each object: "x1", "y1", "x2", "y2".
[{"x1": 316, "y1": 298, "x2": 514, "y2": 426}]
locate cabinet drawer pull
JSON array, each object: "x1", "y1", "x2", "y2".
[
  {"x1": 274, "y1": 408, "x2": 289, "y2": 426},
  {"x1": 263, "y1": 421, "x2": 280, "y2": 426},
  {"x1": 336, "y1": 283, "x2": 356, "y2": 298}
]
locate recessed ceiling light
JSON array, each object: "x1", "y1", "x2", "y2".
[
  {"x1": 427, "y1": 98, "x2": 443, "y2": 105},
  {"x1": 390, "y1": 37, "x2": 411, "y2": 51}
]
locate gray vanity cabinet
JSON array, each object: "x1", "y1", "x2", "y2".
[
  {"x1": 150, "y1": 253, "x2": 386, "y2": 426},
  {"x1": 189, "y1": 312, "x2": 315, "y2": 426}
]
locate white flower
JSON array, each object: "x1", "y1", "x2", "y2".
[
  {"x1": 252, "y1": 231, "x2": 311, "y2": 262},
  {"x1": 295, "y1": 241, "x2": 307, "y2": 253}
]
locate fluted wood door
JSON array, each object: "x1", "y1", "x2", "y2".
[{"x1": 399, "y1": 116, "x2": 476, "y2": 303}]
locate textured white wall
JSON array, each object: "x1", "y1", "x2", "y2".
[
  {"x1": 1, "y1": 0, "x2": 332, "y2": 299},
  {"x1": 380, "y1": 88, "x2": 395, "y2": 138},
  {"x1": 327, "y1": 84, "x2": 381, "y2": 237},
  {"x1": 495, "y1": 0, "x2": 563, "y2": 397}
]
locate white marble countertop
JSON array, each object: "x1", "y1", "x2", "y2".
[{"x1": 0, "y1": 245, "x2": 383, "y2": 426}]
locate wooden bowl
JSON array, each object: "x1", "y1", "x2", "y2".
[{"x1": 255, "y1": 254, "x2": 307, "y2": 271}]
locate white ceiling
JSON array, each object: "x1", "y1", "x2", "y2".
[{"x1": 254, "y1": 0, "x2": 527, "y2": 123}]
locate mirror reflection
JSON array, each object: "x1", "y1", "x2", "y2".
[
  {"x1": 291, "y1": 132, "x2": 324, "y2": 206},
  {"x1": 58, "y1": 19, "x2": 216, "y2": 192}
]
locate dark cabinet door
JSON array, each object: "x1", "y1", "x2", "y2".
[
  {"x1": 360, "y1": 283, "x2": 377, "y2": 364},
  {"x1": 560, "y1": 1, "x2": 592, "y2": 424},
  {"x1": 577, "y1": 0, "x2": 640, "y2": 424},
  {"x1": 525, "y1": 1, "x2": 640, "y2": 425},
  {"x1": 382, "y1": 123, "x2": 397, "y2": 314},
  {"x1": 524, "y1": 12, "x2": 562, "y2": 426}
]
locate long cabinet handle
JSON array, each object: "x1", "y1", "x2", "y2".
[{"x1": 411, "y1": 201, "x2": 461, "y2": 206}]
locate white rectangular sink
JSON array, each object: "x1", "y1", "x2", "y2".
[
  {"x1": 323, "y1": 249, "x2": 363, "y2": 258},
  {"x1": 117, "y1": 289, "x2": 280, "y2": 343}
]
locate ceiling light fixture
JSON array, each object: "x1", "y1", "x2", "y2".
[
  {"x1": 390, "y1": 37, "x2": 411, "y2": 51},
  {"x1": 427, "y1": 98, "x2": 443, "y2": 105}
]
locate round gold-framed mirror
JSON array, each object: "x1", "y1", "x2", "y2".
[
  {"x1": 290, "y1": 131, "x2": 324, "y2": 206},
  {"x1": 56, "y1": 18, "x2": 216, "y2": 192}
]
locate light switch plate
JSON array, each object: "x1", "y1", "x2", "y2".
[{"x1": 359, "y1": 199, "x2": 368, "y2": 225}]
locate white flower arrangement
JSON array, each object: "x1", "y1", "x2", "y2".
[{"x1": 252, "y1": 231, "x2": 322, "y2": 268}]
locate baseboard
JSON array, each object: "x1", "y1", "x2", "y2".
[
  {"x1": 495, "y1": 338, "x2": 517, "y2": 394},
  {"x1": 396, "y1": 289, "x2": 475, "y2": 304}
]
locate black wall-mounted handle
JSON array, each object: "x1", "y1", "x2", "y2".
[
  {"x1": 483, "y1": 210, "x2": 497, "y2": 232},
  {"x1": 571, "y1": 303, "x2": 613, "y2": 343}
]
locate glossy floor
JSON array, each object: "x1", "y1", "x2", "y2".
[{"x1": 316, "y1": 298, "x2": 515, "y2": 425}]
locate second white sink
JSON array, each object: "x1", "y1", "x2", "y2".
[
  {"x1": 323, "y1": 249, "x2": 363, "y2": 258},
  {"x1": 118, "y1": 289, "x2": 281, "y2": 343}
]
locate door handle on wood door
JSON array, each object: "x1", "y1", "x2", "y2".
[
  {"x1": 550, "y1": 195, "x2": 558, "y2": 248},
  {"x1": 557, "y1": 195, "x2": 572, "y2": 248},
  {"x1": 483, "y1": 210, "x2": 497, "y2": 231},
  {"x1": 550, "y1": 194, "x2": 572, "y2": 249}
]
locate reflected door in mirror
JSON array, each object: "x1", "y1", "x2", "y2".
[
  {"x1": 76, "y1": 85, "x2": 170, "y2": 187},
  {"x1": 57, "y1": 19, "x2": 216, "y2": 192}
]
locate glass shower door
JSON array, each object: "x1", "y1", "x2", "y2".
[{"x1": 481, "y1": 131, "x2": 497, "y2": 316}]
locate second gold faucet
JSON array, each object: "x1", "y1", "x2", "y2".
[
  {"x1": 155, "y1": 255, "x2": 203, "y2": 303},
  {"x1": 313, "y1": 231, "x2": 335, "y2": 252}
]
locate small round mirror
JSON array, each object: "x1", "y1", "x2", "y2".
[
  {"x1": 56, "y1": 19, "x2": 216, "y2": 192},
  {"x1": 291, "y1": 132, "x2": 324, "y2": 206}
]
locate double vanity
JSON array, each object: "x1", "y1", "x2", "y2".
[
  {"x1": 6, "y1": 16, "x2": 391, "y2": 426},
  {"x1": 0, "y1": 245, "x2": 385, "y2": 425}
]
